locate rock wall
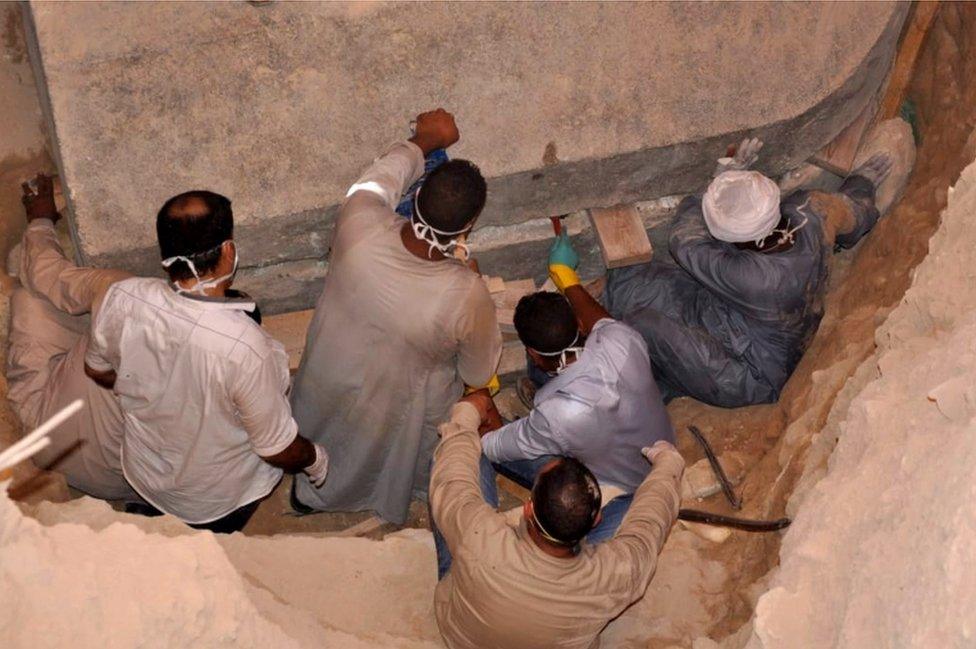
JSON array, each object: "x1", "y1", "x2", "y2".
[
  {"x1": 23, "y1": 1, "x2": 908, "y2": 312},
  {"x1": 745, "y1": 154, "x2": 976, "y2": 648},
  {"x1": 0, "y1": 1, "x2": 53, "y2": 260}
]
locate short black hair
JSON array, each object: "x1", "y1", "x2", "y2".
[
  {"x1": 532, "y1": 457, "x2": 602, "y2": 546},
  {"x1": 514, "y1": 291, "x2": 579, "y2": 354},
  {"x1": 156, "y1": 190, "x2": 233, "y2": 282},
  {"x1": 415, "y1": 159, "x2": 487, "y2": 241}
]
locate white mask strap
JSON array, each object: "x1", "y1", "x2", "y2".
[
  {"x1": 756, "y1": 198, "x2": 810, "y2": 248},
  {"x1": 161, "y1": 240, "x2": 238, "y2": 295},
  {"x1": 411, "y1": 188, "x2": 472, "y2": 261},
  {"x1": 531, "y1": 332, "x2": 585, "y2": 375}
]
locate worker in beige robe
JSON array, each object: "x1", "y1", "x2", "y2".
[
  {"x1": 290, "y1": 109, "x2": 502, "y2": 525},
  {"x1": 6, "y1": 174, "x2": 135, "y2": 500},
  {"x1": 430, "y1": 392, "x2": 684, "y2": 649}
]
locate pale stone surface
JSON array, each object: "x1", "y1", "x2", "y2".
[
  {"x1": 23, "y1": 1, "x2": 907, "y2": 311},
  {"x1": 745, "y1": 157, "x2": 976, "y2": 648}
]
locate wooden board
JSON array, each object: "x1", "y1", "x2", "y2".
[
  {"x1": 262, "y1": 308, "x2": 314, "y2": 374},
  {"x1": 492, "y1": 278, "x2": 537, "y2": 333},
  {"x1": 878, "y1": 1, "x2": 940, "y2": 121},
  {"x1": 809, "y1": 101, "x2": 876, "y2": 175},
  {"x1": 587, "y1": 204, "x2": 653, "y2": 269},
  {"x1": 481, "y1": 275, "x2": 506, "y2": 294}
]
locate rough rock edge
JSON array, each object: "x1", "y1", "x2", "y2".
[{"x1": 727, "y1": 154, "x2": 976, "y2": 648}]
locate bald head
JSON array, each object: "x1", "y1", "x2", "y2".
[{"x1": 156, "y1": 190, "x2": 233, "y2": 282}]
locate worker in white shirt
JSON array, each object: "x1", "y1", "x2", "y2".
[
  {"x1": 7, "y1": 174, "x2": 136, "y2": 501},
  {"x1": 84, "y1": 190, "x2": 328, "y2": 533}
]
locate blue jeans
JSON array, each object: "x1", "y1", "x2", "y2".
[
  {"x1": 431, "y1": 453, "x2": 499, "y2": 579},
  {"x1": 493, "y1": 455, "x2": 633, "y2": 544}
]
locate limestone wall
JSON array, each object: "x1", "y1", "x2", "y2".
[
  {"x1": 24, "y1": 1, "x2": 908, "y2": 311},
  {"x1": 0, "y1": 1, "x2": 52, "y2": 260}
]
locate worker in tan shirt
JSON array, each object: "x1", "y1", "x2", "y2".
[{"x1": 429, "y1": 392, "x2": 684, "y2": 649}]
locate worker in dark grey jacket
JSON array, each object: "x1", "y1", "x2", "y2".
[{"x1": 604, "y1": 140, "x2": 891, "y2": 408}]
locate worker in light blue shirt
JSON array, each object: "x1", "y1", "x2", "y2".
[{"x1": 481, "y1": 232, "x2": 675, "y2": 542}]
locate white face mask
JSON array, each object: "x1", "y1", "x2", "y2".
[
  {"x1": 161, "y1": 240, "x2": 238, "y2": 295},
  {"x1": 531, "y1": 332, "x2": 585, "y2": 376},
  {"x1": 411, "y1": 189, "x2": 472, "y2": 261}
]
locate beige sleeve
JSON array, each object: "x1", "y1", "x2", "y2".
[
  {"x1": 453, "y1": 280, "x2": 503, "y2": 388},
  {"x1": 429, "y1": 402, "x2": 497, "y2": 553},
  {"x1": 338, "y1": 140, "x2": 425, "y2": 225},
  {"x1": 21, "y1": 220, "x2": 131, "y2": 316},
  {"x1": 601, "y1": 449, "x2": 684, "y2": 602}
]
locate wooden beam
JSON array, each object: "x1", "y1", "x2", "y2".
[
  {"x1": 809, "y1": 101, "x2": 876, "y2": 176},
  {"x1": 587, "y1": 204, "x2": 653, "y2": 269},
  {"x1": 879, "y1": 1, "x2": 941, "y2": 121}
]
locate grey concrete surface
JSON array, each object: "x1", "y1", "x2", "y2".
[{"x1": 24, "y1": 1, "x2": 908, "y2": 312}]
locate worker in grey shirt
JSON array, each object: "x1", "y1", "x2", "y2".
[{"x1": 482, "y1": 234, "x2": 674, "y2": 541}]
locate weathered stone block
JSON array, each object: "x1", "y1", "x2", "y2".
[{"x1": 24, "y1": 1, "x2": 908, "y2": 312}]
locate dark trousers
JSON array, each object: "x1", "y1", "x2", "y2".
[{"x1": 124, "y1": 499, "x2": 260, "y2": 534}]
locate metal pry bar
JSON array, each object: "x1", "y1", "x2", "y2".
[{"x1": 687, "y1": 425, "x2": 742, "y2": 510}]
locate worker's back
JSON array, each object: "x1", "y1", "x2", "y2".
[
  {"x1": 88, "y1": 277, "x2": 291, "y2": 524},
  {"x1": 290, "y1": 156, "x2": 501, "y2": 524},
  {"x1": 431, "y1": 406, "x2": 684, "y2": 649}
]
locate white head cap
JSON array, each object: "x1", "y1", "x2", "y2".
[{"x1": 702, "y1": 170, "x2": 781, "y2": 244}]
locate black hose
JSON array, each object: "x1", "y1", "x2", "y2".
[{"x1": 678, "y1": 508, "x2": 791, "y2": 532}]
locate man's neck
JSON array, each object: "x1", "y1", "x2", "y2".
[
  {"x1": 526, "y1": 518, "x2": 576, "y2": 559},
  {"x1": 400, "y1": 221, "x2": 448, "y2": 262}
]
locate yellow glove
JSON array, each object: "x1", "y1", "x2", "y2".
[
  {"x1": 465, "y1": 374, "x2": 501, "y2": 397},
  {"x1": 548, "y1": 264, "x2": 580, "y2": 292}
]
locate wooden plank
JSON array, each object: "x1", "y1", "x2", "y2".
[
  {"x1": 496, "y1": 474, "x2": 530, "y2": 502},
  {"x1": 481, "y1": 275, "x2": 506, "y2": 294},
  {"x1": 587, "y1": 204, "x2": 652, "y2": 269},
  {"x1": 809, "y1": 101, "x2": 876, "y2": 175},
  {"x1": 878, "y1": 1, "x2": 940, "y2": 121},
  {"x1": 492, "y1": 278, "x2": 537, "y2": 334},
  {"x1": 262, "y1": 309, "x2": 314, "y2": 374},
  {"x1": 496, "y1": 308, "x2": 516, "y2": 334}
]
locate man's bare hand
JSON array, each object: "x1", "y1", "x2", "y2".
[
  {"x1": 460, "y1": 388, "x2": 503, "y2": 437},
  {"x1": 410, "y1": 108, "x2": 460, "y2": 156},
  {"x1": 21, "y1": 173, "x2": 60, "y2": 224}
]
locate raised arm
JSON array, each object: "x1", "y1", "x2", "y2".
[
  {"x1": 546, "y1": 230, "x2": 610, "y2": 334},
  {"x1": 19, "y1": 174, "x2": 129, "y2": 315},
  {"x1": 342, "y1": 109, "x2": 460, "y2": 215},
  {"x1": 430, "y1": 395, "x2": 498, "y2": 553},
  {"x1": 601, "y1": 442, "x2": 684, "y2": 603}
]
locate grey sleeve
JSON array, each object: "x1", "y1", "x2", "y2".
[{"x1": 481, "y1": 405, "x2": 565, "y2": 463}]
